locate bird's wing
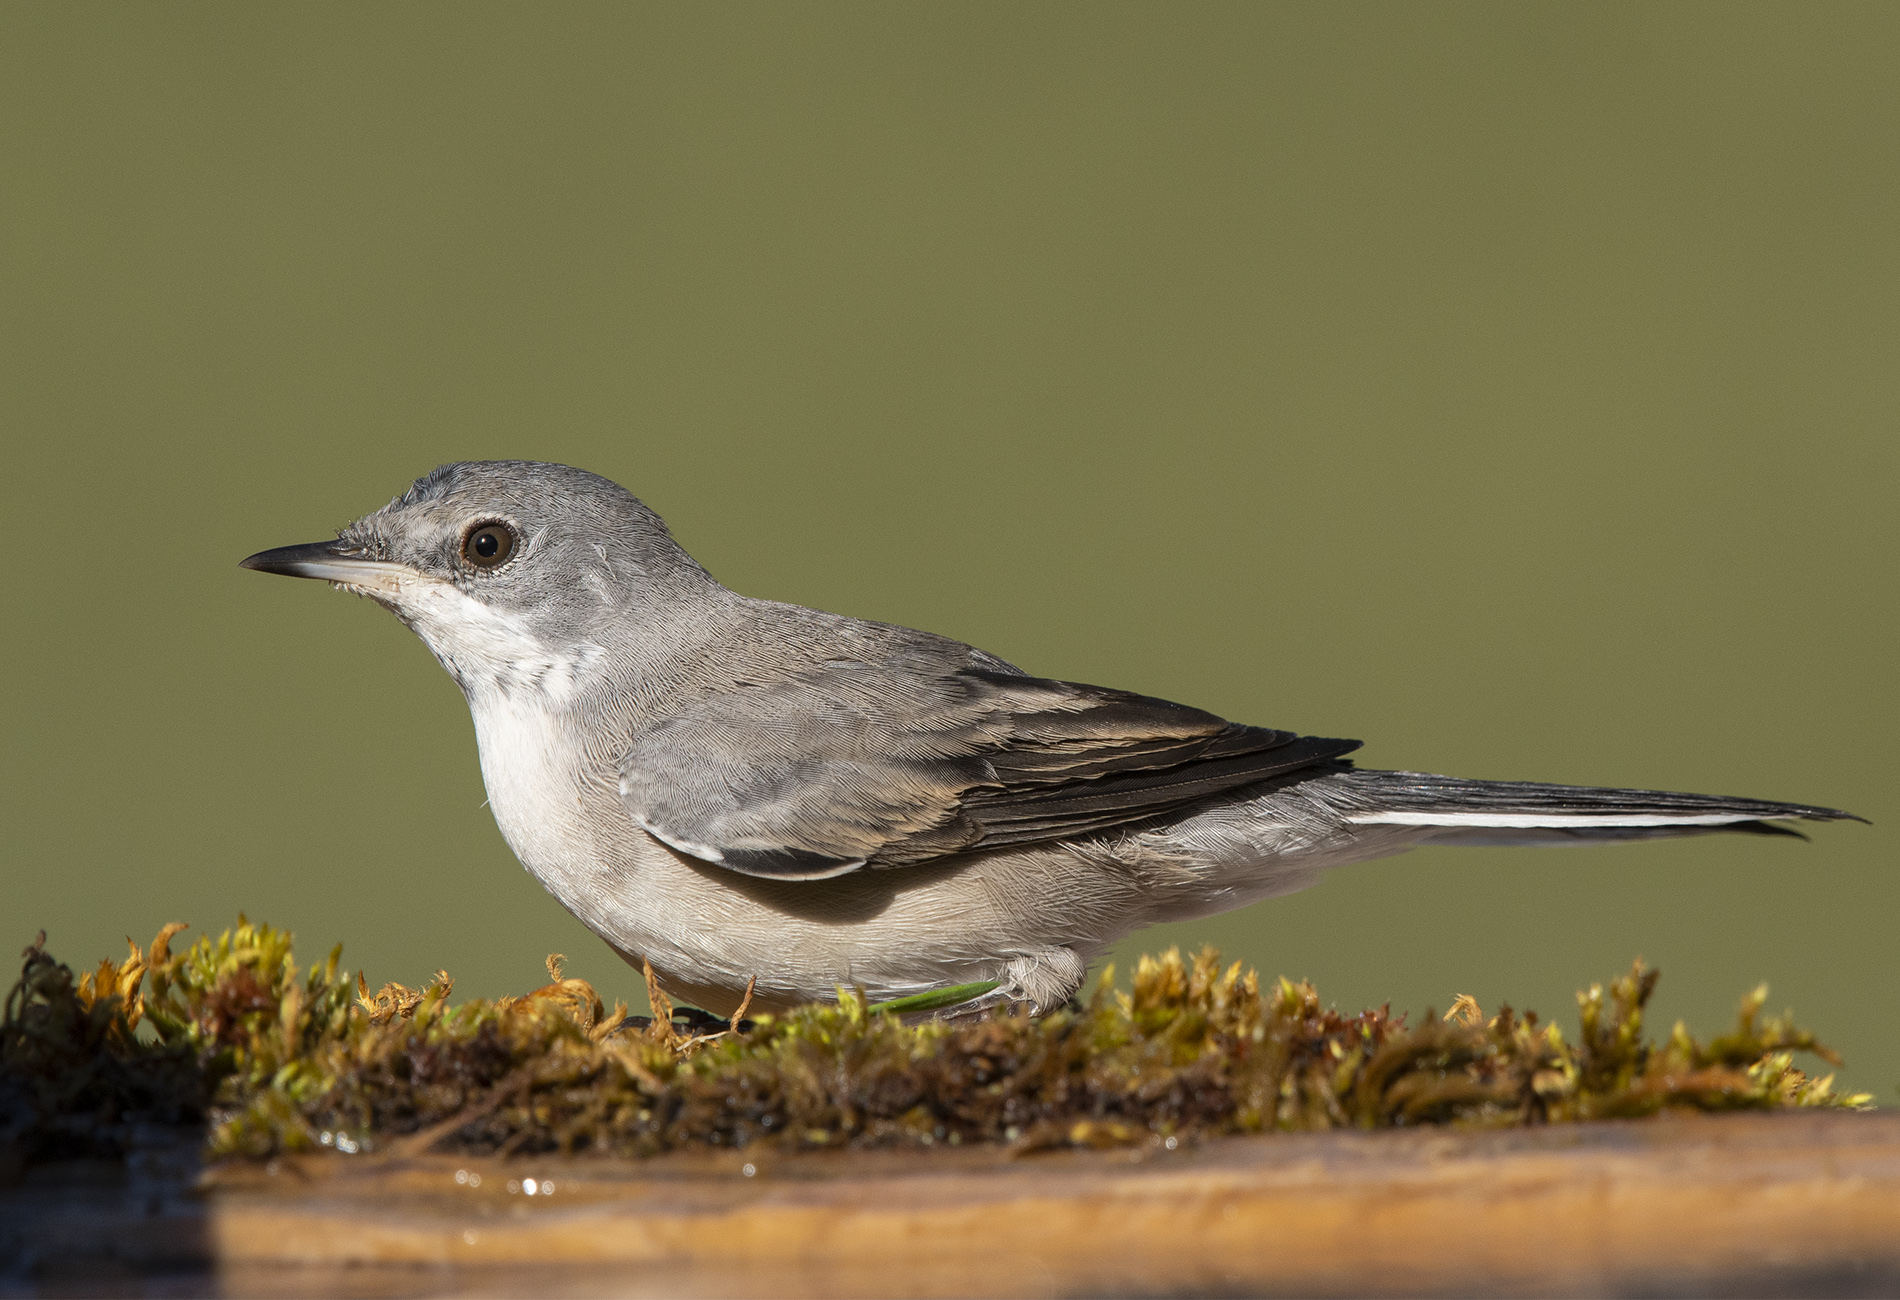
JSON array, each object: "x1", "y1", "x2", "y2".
[{"x1": 617, "y1": 665, "x2": 1360, "y2": 879}]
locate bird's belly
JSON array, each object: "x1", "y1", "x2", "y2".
[{"x1": 574, "y1": 838, "x2": 1155, "y2": 1008}]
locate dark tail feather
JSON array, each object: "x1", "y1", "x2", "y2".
[{"x1": 1330, "y1": 769, "x2": 1860, "y2": 847}]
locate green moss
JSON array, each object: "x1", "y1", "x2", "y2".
[{"x1": 0, "y1": 919, "x2": 1871, "y2": 1166}]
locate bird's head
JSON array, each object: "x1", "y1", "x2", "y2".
[{"x1": 240, "y1": 460, "x2": 718, "y2": 696}]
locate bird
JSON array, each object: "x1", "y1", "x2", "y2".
[{"x1": 240, "y1": 461, "x2": 1857, "y2": 1016}]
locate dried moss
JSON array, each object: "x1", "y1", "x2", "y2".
[{"x1": 0, "y1": 919, "x2": 1871, "y2": 1167}]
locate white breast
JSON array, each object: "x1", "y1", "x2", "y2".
[
  {"x1": 469, "y1": 687, "x2": 589, "y2": 878},
  {"x1": 393, "y1": 580, "x2": 607, "y2": 885}
]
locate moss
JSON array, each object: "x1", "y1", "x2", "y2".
[{"x1": 0, "y1": 919, "x2": 1872, "y2": 1166}]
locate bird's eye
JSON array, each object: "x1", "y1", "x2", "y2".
[{"x1": 462, "y1": 523, "x2": 516, "y2": 569}]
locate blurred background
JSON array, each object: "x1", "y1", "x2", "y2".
[{"x1": 4, "y1": 5, "x2": 1893, "y2": 1093}]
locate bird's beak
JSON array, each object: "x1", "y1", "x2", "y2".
[{"x1": 239, "y1": 541, "x2": 420, "y2": 597}]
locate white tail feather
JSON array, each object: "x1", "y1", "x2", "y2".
[{"x1": 1347, "y1": 811, "x2": 1761, "y2": 829}]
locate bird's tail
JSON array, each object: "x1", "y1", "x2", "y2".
[{"x1": 1328, "y1": 769, "x2": 1861, "y2": 847}]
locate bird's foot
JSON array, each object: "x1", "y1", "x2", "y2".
[{"x1": 948, "y1": 947, "x2": 1087, "y2": 1019}]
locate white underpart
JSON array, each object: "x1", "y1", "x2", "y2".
[
  {"x1": 350, "y1": 570, "x2": 602, "y2": 701},
  {"x1": 469, "y1": 686, "x2": 585, "y2": 882},
  {"x1": 348, "y1": 573, "x2": 610, "y2": 884},
  {"x1": 1348, "y1": 811, "x2": 1758, "y2": 828}
]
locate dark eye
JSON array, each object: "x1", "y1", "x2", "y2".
[{"x1": 463, "y1": 523, "x2": 516, "y2": 568}]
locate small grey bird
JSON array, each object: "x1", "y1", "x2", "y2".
[{"x1": 241, "y1": 461, "x2": 1855, "y2": 1015}]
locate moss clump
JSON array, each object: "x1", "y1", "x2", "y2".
[{"x1": 0, "y1": 919, "x2": 1871, "y2": 1166}]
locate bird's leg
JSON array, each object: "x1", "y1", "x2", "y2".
[{"x1": 952, "y1": 947, "x2": 1088, "y2": 1018}]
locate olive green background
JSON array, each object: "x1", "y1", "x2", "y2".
[{"x1": 4, "y1": 6, "x2": 1894, "y2": 1093}]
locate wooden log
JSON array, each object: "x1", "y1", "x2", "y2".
[{"x1": 5, "y1": 1111, "x2": 1897, "y2": 1296}]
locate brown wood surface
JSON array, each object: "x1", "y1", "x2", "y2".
[{"x1": 5, "y1": 1111, "x2": 1898, "y2": 1297}]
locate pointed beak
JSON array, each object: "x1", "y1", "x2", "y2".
[{"x1": 239, "y1": 541, "x2": 420, "y2": 596}]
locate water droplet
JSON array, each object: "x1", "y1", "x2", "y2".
[
  {"x1": 742, "y1": 1163, "x2": 756, "y2": 1178},
  {"x1": 523, "y1": 1178, "x2": 538, "y2": 1195}
]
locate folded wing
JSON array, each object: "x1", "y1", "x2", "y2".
[{"x1": 618, "y1": 665, "x2": 1359, "y2": 879}]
